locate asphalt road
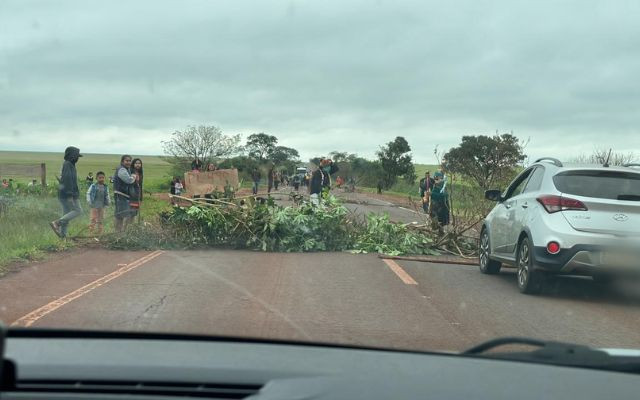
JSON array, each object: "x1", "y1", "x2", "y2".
[
  {"x1": 269, "y1": 189, "x2": 426, "y2": 224},
  {"x1": 3, "y1": 245, "x2": 640, "y2": 352}
]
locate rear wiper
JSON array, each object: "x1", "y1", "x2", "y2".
[
  {"x1": 617, "y1": 194, "x2": 640, "y2": 201},
  {"x1": 462, "y1": 337, "x2": 640, "y2": 373}
]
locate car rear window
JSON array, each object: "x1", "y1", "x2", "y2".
[{"x1": 553, "y1": 170, "x2": 640, "y2": 200}]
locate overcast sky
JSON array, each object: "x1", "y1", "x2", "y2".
[{"x1": 1, "y1": 0, "x2": 639, "y2": 163}]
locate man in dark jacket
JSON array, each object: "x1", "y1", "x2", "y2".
[
  {"x1": 430, "y1": 171, "x2": 450, "y2": 227},
  {"x1": 50, "y1": 146, "x2": 83, "y2": 238},
  {"x1": 419, "y1": 171, "x2": 435, "y2": 213},
  {"x1": 309, "y1": 159, "x2": 339, "y2": 205},
  {"x1": 251, "y1": 167, "x2": 261, "y2": 195}
]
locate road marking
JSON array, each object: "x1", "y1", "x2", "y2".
[
  {"x1": 11, "y1": 250, "x2": 165, "y2": 327},
  {"x1": 382, "y1": 259, "x2": 418, "y2": 285}
]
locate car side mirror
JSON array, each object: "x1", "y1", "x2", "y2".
[{"x1": 485, "y1": 189, "x2": 503, "y2": 202}]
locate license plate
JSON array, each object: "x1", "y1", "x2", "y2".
[{"x1": 601, "y1": 251, "x2": 639, "y2": 269}]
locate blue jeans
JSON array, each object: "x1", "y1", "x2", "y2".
[
  {"x1": 57, "y1": 197, "x2": 82, "y2": 237},
  {"x1": 252, "y1": 180, "x2": 260, "y2": 195}
]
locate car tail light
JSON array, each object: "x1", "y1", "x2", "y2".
[
  {"x1": 537, "y1": 195, "x2": 588, "y2": 213},
  {"x1": 547, "y1": 241, "x2": 561, "y2": 254}
]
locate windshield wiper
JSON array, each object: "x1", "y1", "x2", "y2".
[
  {"x1": 617, "y1": 194, "x2": 640, "y2": 201},
  {"x1": 463, "y1": 337, "x2": 640, "y2": 373}
]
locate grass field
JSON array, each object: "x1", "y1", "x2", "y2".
[
  {"x1": 0, "y1": 151, "x2": 172, "y2": 192},
  {"x1": 0, "y1": 193, "x2": 172, "y2": 272}
]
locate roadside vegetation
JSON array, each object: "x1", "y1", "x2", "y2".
[
  {"x1": 5, "y1": 128, "x2": 635, "y2": 271},
  {"x1": 104, "y1": 195, "x2": 440, "y2": 256}
]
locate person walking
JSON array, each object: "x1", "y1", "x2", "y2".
[
  {"x1": 86, "y1": 171, "x2": 110, "y2": 235},
  {"x1": 50, "y1": 146, "x2": 82, "y2": 238},
  {"x1": 113, "y1": 155, "x2": 137, "y2": 233},
  {"x1": 419, "y1": 171, "x2": 435, "y2": 213},
  {"x1": 128, "y1": 158, "x2": 144, "y2": 221},
  {"x1": 251, "y1": 167, "x2": 261, "y2": 195}
]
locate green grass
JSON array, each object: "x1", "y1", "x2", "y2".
[
  {"x1": 0, "y1": 192, "x2": 172, "y2": 271},
  {"x1": 0, "y1": 150, "x2": 172, "y2": 190},
  {"x1": 414, "y1": 164, "x2": 442, "y2": 177}
]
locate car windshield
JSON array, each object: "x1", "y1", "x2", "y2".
[
  {"x1": 554, "y1": 171, "x2": 640, "y2": 200},
  {"x1": 2, "y1": 0, "x2": 640, "y2": 357}
]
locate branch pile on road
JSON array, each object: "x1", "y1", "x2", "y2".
[{"x1": 104, "y1": 195, "x2": 442, "y2": 256}]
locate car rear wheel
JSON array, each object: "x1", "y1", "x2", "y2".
[
  {"x1": 517, "y1": 237, "x2": 543, "y2": 294},
  {"x1": 479, "y1": 229, "x2": 501, "y2": 274}
]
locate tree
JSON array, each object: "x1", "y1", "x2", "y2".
[
  {"x1": 443, "y1": 133, "x2": 526, "y2": 190},
  {"x1": 162, "y1": 125, "x2": 241, "y2": 173},
  {"x1": 270, "y1": 146, "x2": 300, "y2": 165},
  {"x1": 570, "y1": 149, "x2": 637, "y2": 166},
  {"x1": 376, "y1": 136, "x2": 415, "y2": 189},
  {"x1": 328, "y1": 151, "x2": 349, "y2": 163},
  {"x1": 245, "y1": 133, "x2": 278, "y2": 162}
]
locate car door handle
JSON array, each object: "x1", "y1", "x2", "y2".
[
  {"x1": 505, "y1": 204, "x2": 512, "y2": 209},
  {"x1": 522, "y1": 203, "x2": 528, "y2": 209}
]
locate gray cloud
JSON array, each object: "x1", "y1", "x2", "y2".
[{"x1": 1, "y1": 0, "x2": 640, "y2": 162}]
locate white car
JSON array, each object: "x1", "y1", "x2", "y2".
[{"x1": 479, "y1": 158, "x2": 640, "y2": 294}]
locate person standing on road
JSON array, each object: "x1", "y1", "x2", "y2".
[
  {"x1": 50, "y1": 146, "x2": 83, "y2": 238},
  {"x1": 86, "y1": 171, "x2": 110, "y2": 235},
  {"x1": 430, "y1": 171, "x2": 450, "y2": 228},
  {"x1": 419, "y1": 171, "x2": 435, "y2": 213},
  {"x1": 273, "y1": 170, "x2": 280, "y2": 191},
  {"x1": 251, "y1": 167, "x2": 261, "y2": 195},
  {"x1": 267, "y1": 165, "x2": 275, "y2": 194},
  {"x1": 113, "y1": 155, "x2": 137, "y2": 233},
  {"x1": 309, "y1": 159, "x2": 339, "y2": 205},
  {"x1": 128, "y1": 158, "x2": 144, "y2": 221}
]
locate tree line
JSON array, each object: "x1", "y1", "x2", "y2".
[{"x1": 161, "y1": 125, "x2": 636, "y2": 192}]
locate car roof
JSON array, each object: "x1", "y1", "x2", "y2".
[{"x1": 531, "y1": 160, "x2": 640, "y2": 174}]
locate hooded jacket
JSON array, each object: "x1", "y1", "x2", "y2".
[{"x1": 58, "y1": 147, "x2": 81, "y2": 199}]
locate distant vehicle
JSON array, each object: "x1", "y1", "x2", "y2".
[{"x1": 479, "y1": 158, "x2": 640, "y2": 294}]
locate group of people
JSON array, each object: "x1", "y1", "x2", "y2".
[
  {"x1": 250, "y1": 167, "x2": 290, "y2": 195},
  {"x1": 249, "y1": 161, "x2": 340, "y2": 202},
  {"x1": 49, "y1": 147, "x2": 145, "y2": 238},
  {"x1": 419, "y1": 170, "x2": 450, "y2": 227}
]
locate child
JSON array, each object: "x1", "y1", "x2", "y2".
[
  {"x1": 175, "y1": 178, "x2": 184, "y2": 196},
  {"x1": 86, "y1": 171, "x2": 110, "y2": 235}
]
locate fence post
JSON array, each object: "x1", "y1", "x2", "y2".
[{"x1": 40, "y1": 163, "x2": 47, "y2": 187}]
